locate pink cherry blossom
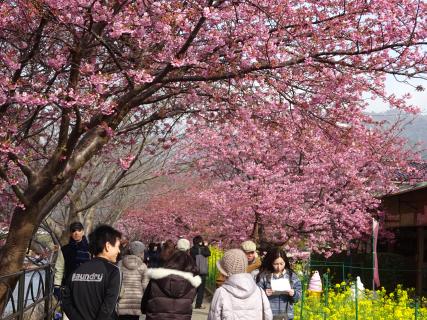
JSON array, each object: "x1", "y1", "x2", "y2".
[{"x1": 0, "y1": 0, "x2": 426, "y2": 287}]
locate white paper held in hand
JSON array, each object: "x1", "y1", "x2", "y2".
[{"x1": 271, "y1": 276, "x2": 291, "y2": 292}]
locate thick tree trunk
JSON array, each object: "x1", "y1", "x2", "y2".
[
  {"x1": 251, "y1": 212, "x2": 265, "y2": 245},
  {"x1": 84, "y1": 207, "x2": 96, "y2": 235},
  {"x1": 60, "y1": 206, "x2": 78, "y2": 244},
  {"x1": 0, "y1": 206, "x2": 39, "y2": 312},
  {"x1": 0, "y1": 178, "x2": 75, "y2": 310}
]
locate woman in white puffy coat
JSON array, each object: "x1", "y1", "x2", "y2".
[
  {"x1": 117, "y1": 241, "x2": 149, "y2": 320},
  {"x1": 208, "y1": 249, "x2": 272, "y2": 320}
]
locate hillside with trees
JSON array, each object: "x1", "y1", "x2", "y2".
[{"x1": 370, "y1": 111, "x2": 427, "y2": 158}]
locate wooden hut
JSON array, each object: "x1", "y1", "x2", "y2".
[{"x1": 381, "y1": 183, "x2": 427, "y2": 295}]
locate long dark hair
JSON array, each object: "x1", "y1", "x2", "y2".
[
  {"x1": 159, "y1": 239, "x2": 175, "y2": 264},
  {"x1": 257, "y1": 247, "x2": 293, "y2": 282},
  {"x1": 193, "y1": 235, "x2": 203, "y2": 246},
  {"x1": 163, "y1": 251, "x2": 199, "y2": 275}
]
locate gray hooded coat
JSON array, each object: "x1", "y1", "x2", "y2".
[
  {"x1": 117, "y1": 255, "x2": 149, "y2": 316},
  {"x1": 208, "y1": 273, "x2": 272, "y2": 320}
]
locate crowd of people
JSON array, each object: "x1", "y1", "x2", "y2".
[{"x1": 53, "y1": 222, "x2": 302, "y2": 320}]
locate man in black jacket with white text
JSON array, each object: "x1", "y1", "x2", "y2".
[{"x1": 62, "y1": 225, "x2": 122, "y2": 320}]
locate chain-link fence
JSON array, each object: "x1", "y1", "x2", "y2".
[{"x1": 207, "y1": 248, "x2": 427, "y2": 319}]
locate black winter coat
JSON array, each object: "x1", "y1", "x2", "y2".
[
  {"x1": 62, "y1": 257, "x2": 120, "y2": 320},
  {"x1": 141, "y1": 268, "x2": 201, "y2": 320},
  {"x1": 61, "y1": 236, "x2": 91, "y2": 285}
]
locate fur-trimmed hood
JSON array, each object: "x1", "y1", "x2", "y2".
[
  {"x1": 142, "y1": 268, "x2": 200, "y2": 318},
  {"x1": 147, "y1": 268, "x2": 201, "y2": 288}
]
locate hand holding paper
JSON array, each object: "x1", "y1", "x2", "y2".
[{"x1": 271, "y1": 277, "x2": 291, "y2": 293}]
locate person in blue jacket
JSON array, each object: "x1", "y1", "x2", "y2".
[{"x1": 256, "y1": 247, "x2": 302, "y2": 320}]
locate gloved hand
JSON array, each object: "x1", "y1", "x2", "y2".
[{"x1": 53, "y1": 286, "x2": 62, "y2": 301}]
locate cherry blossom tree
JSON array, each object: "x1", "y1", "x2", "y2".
[
  {"x1": 184, "y1": 106, "x2": 419, "y2": 256},
  {"x1": 119, "y1": 107, "x2": 422, "y2": 256},
  {"x1": 0, "y1": 0, "x2": 426, "y2": 304},
  {"x1": 46, "y1": 123, "x2": 179, "y2": 244},
  {"x1": 116, "y1": 175, "x2": 214, "y2": 242}
]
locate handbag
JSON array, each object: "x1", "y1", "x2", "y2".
[
  {"x1": 272, "y1": 298, "x2": 289, "y2": 320},
  {"x1": 195, "y1": 247, "x2": 209, "y2": 275}
]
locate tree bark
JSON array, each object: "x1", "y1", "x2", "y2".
[
  {"x1": 0, "y1": 206, "x2": 39, "y2": 312},
  {"x1": 0, "y1": 167, "x2": 79, "y2": 308},
  {"x1": 250, "y1": 212, "x2": 265, "y2": 245},
  {"x1": 84, "y1": 207, "x2": 96, "y2": 235}
]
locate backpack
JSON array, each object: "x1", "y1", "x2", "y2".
[{"x1": 195, "y1": 248, "x2": 208, "y2": 275}]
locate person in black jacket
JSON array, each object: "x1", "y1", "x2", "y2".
[
  {"x1": 144, "y1": 242, "x2": 161, "y2": 268},
  {"x1": 141, "y1": 250, "x2": 201, "y2": 320},
  {"x1": 62, "y1": 225, "x2": 122, "y2": 320},
  {"x1": 53, "y1": 222, "x2": 91, "y2": 319},
  {"x1": 189, "y1": 235, "x2": 211, "y2": 309},
  {"x1": 54, "y1": 222, "x2": 91, "y2": 286}
]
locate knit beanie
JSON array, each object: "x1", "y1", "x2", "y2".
[
  {"x1": 129, "y1": 241, "x2": 145, "y2": 256},
  {"x1": 241, "y1": 240, "x2": 257, "y2": 252},
  {"x1": 176, "y1": 238, "x2": 191, "y2": 251},
  {"x1": 216, "y1": 249, "x2": 248, "y2": 277}
]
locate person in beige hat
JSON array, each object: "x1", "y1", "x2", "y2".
[
  {"x1": 208, "y1": 249, "x2": 272, "y2": 320},
  {"x1": 241, "y1": 240, "x2": 262, "y2": 277},
  {"x1": 215, "y1": 240, "x2": 261, "y2": 287},
  {"x1": 176, "y1": 238, "x2": 191, "y2": 252}
]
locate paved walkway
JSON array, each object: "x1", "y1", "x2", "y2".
[
  {"x1": 139, "y1": 299, "x2": 211, "y2": 320},
  {"x1": 191, "y1": 302, "x2": 210, "y2": 320}
]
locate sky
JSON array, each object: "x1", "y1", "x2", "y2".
[{"x1": 366, "y1": 75, "x2": 427, "y2": 114}]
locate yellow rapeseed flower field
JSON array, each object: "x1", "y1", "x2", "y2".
[{"x1": 294, "y1": 284, "x2": 427, "y2": 319}]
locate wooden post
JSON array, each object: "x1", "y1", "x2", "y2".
[{"x1": 416, "y1": 226, "x2": 424, "y2": 296}]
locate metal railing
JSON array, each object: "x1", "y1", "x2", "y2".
[{"x1": 0, "y1": 264, "x2": 57, "y2": 320}]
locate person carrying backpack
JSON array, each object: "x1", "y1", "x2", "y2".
[{"x1": 189, "y1": 235, "x2": 210, "y2": 309}]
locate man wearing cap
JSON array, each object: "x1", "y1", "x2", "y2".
[
  {"x1": 215, "y1": 240, "x2": 261, "y2": 287},
  {"x1": 54, "y1": 222, "x2": 91, "y2": 298},
  {"x1": 241, "y1": 240, "x2": 262, "y2": 278}
]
